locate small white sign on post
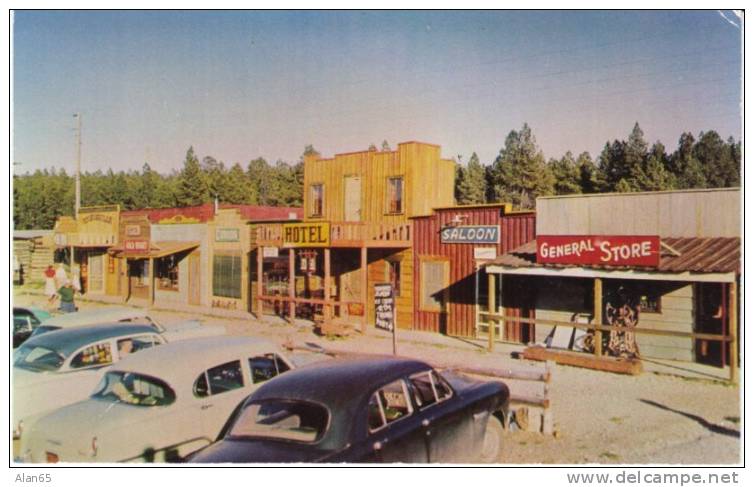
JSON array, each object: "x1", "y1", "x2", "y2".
[
  {"x1": 262, "y1": 246, "x2": 279, "y2": 258},
  {"x1": 474, "y1": 247, "x2": 497, "y2": 260},
  {"x1": 374, "y1": 283, "x2": 397, "y2": 354}
]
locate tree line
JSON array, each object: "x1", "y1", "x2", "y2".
[
  {"x1": 14, "y1": 124, "x2": 740, "y2": 230},
  {"x1": 456, "y1": 122, "x2": 740, "y2": 208}
]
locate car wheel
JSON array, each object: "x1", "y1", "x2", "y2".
[{"x1": 479, "y1": 415, "x2": 504, "y2": 463}]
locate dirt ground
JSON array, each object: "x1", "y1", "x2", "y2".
[{"x1": 13, "y1": 289, "x2": 742, "y2": 465}]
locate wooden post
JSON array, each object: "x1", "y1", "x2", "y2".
[
  {"x1": 728, "y1": 280, "x2": 738, "y2": 384},
  {"x1": 542, "y1": 360, "x2": 555, "y2": 435},
  {"x1": 288, "y1": 249, "x2": 295, "y2": 323},
  {"x1": 324, "y1": 248, "x2": 332, "y2": 324},
  {"x1": 360, "y1": 246, "x2": 368, "y2": 333},
  {"x1": 256, "y1": 247, "x2": 263, "y2": 317},
  {"x1": 488, "y1": 272, "x2": 496, "y2": 352},
  {"x1": 593, "y1": 278, "x2": 602, "y2": 357},
  {"x1": 148, "y1": 257, "x2": 155, "y2": 306}
]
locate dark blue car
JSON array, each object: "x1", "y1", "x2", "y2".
[{"x1": 189, "y1": 355, "x2": 509, "y2": 463}]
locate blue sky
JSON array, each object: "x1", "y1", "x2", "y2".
[{"x1": 12, "y1": 10, "x2": 742, "y2": 174}]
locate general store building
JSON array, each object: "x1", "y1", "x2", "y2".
[{"x1": 483, "y1": 188, "x2": 741, "y2": 381}]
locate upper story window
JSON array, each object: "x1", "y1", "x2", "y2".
[
  {"x1": 310, "y1": 184, "x2": 324, "y2": 217},
  {"x1": 386, "y1": 177, "x2": 403, "y2": 214}
]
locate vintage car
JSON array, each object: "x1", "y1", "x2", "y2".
[
  {"x1": 13, "y1": 307, "x2": 53, "y2": 348},
  {"x1": 22, "y1": 336, "x2": 295, "y2": 463},
  {"x1": 13, "y1": 323, "x2": 167, "y2": 448},
  {"x1": 28, "y1": 305, "x2": 225, "y2": 341},
  {"x1": 189, "y1": 355, "x2": 509, "y2": 464}
]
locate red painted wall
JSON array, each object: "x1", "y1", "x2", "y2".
[{"x1": 412, "y1": 206, "x2": 536, "y2": 337}]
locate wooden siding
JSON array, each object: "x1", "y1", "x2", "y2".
[
  {"x1": 412, "y1": 208, "x2": 536, "y2": 337},
  {"x1": 303, "y1": 142, "x2": 455, "y2": 224}
]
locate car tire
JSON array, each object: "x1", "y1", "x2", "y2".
[{"x1": 479, "y1": 415, "x2": 504, "y2": 463}]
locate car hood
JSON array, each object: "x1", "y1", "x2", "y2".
[
  {"x1": 190, "y1": 438, "x2": 333, "y2": 464},
  {"x1": 161, "y1": 320, "x2": 226, "y2": 341}
]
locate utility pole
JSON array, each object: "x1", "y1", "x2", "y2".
[{"x1": 74, "y1": 113, "x2": 82, "y2": 217}]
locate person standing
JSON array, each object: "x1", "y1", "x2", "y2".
[
  {"x1": 54, "y1": 263, "x2": 68, "y2": 289},
  {"x1": 58, "y1": 280, "x2": 77, "y2": 313},
  {"x1": 44, "y1": 265, "x2": 57, "y2": 304}
]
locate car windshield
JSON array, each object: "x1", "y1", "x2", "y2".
[
  {"x1": 227, "y1": 400, "x2": 329, "y2": 444},
  {"x1": 93, "y1": 371, "x2": 176, "y2": 407},
  {"x1": 29, "y1": 325, "x2": 60, "y2": 338},
  {"x1": 14, "y1": 345, "x2": 66, "y2": 372}
]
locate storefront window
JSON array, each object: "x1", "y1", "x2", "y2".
[
  {"x1": 310, "y1": 184, "x2": 324, "y2": 217},
  {"x1": 421, "y1": 259, "x2": 448, "y2": 312},
  {"x1": 213, "y1": 254, "x2": 242, "y2": 299},
  {"x1": 156, "y1": 255, "x2": 179, "y2": 291},
  {"x1": 639, "y1": 292, "x2": 662, "y2": 313},
  {"x1": 387, "y1": 177, "x2": 403, "y2": 214}
]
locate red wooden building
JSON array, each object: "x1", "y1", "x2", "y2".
[{"x1": 412, "y1": 204, "x2": 536, "y2": 340}]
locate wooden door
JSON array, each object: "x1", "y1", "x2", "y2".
[
  {"x1": 344, "y1": 176, "x2": 362, "y2": 222},
  {"x1": 88, "y1": 253, "x2": 104, "y2": 293},
  {"x1": 188, "y1": 252, "x2": 201, "y2": 306}
]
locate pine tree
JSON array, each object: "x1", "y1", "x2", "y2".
[
  {"x1": 455, "y1": 152, "x2": 487, "y2": 204},
  {"x1": 488, "y1": 123, "x2": 554, "y2": 208},
  {"x1": 176, "y1": 147, "x2": 209, "y2": 206},
  {"x1": 550, "y1": 151, "x2": 582, "y2": 195},
  {"x1": 670, "y1": 133, "x2": 707, "y2": 189},
  {"x1": 576, "y1": 152, "x2": 603, "y2": 194}
]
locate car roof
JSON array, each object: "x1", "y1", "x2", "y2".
[
  {"x1": 252, "y1": 355, "x2": 430, "y2": 406},
  {"x1": 43, "y1": 306, "x2": 151, "y2": 329},
  {"x1": 20, "y1": 323, "x2": 159, "y2": 357},
  {"x1": 108, "y1": 335, "x2": 283, "y2": 385}
]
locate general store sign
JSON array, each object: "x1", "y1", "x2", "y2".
[
  {"x1": 441, "y1": 225, "x2": 500, "y2": 244},
  {"x1": 282, "y1": 222, "x2": 330, "y2": 247},
  {"x1": 124, "y1": 239, "x2": 149, "y2": 253},
  {"x1": 537, "y1": 235, "x2": 661, "y2": 267}
]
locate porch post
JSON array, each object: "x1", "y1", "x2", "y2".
[
  {"x1": 728, "y1": 280, "x2": 738, "y2": 384},
  {"x1": 324, "y1": 248, "x2": 332, "y2": 325},
  {"x1": 256, "y1": 247, "x2": 263, "y2": 317},
  {"x1": 148, "y1": 257, "x2": 155, "y2": 306},
  {"x1": 593, "y1": 278, "x2": 603, "y2": 357},
  {"x1": 288, "y1": 248, "x2": 296, "y2": 323},
  {"x1": 487, "y1": 272, "x2": 496, "y2": 352},
  {"x1": 360, "y1": 246, "x2": 368, "y2": 333}
]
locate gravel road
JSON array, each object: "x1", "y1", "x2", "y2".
[{"x1": 14, "y1": 292, "x2": 741, "y2": 465}]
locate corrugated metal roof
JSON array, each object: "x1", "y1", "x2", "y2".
[
  {"x1": 121, "y1": 204, "x2": 302, "y2": 223},
  {"x1": 14, "y1": 230, "x2": 53, "y2": 239},
  {"x1": 488, "y1": 237, "x2": 740, "y2": 274}
]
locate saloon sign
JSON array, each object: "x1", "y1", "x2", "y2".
[
  {"x1": 537, "y1": 235, "x2": 661, "y2": 267},
  {"x1": 440, "y1": 225, "x2": 500, "y2": 244}
]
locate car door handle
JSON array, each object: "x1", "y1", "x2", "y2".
[
  {"x1": 200, "y1": 404, "x2": 213, "y2": 410},
  {"x1": 422, "y1": 419, "x2": 431, "y2": 428}
]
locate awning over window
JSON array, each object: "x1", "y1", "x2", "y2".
[{"x1": 109, "y1": 241, "x2": 199, "y2": 259}]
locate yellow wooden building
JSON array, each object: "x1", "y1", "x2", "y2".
[{"x1": 254, "y1": 141, "x2": 456, "y2": 332}]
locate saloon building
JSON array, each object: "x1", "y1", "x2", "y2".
[{"x1": 483, "y1": 188, "x2": 741, "y2": 381}]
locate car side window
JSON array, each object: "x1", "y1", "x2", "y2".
[
  {"x1": 249, "y1": 353, "x2": 290, "y2": 384},
  {"x1": 116, "y1": 334, "x2": 160, "y2": 359},
  {"x1": 207, "y1": 360, "x2": 244, "y2": 395},
  {"x1": 194, "y1": 373, "x2": 210, "y2": 398},
  {"x1": 409, "y1": 370, "x2": 453, "y2": 409},
  {"x1": 368, "y1": 379, "x2": 413, "y2": 433},
  {"x1": 70, "y1": 342, "x2": 113, "y2": 369}
]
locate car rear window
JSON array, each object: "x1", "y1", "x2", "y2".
[
  {"x1": 228, "y1": 400, "x2": 329, "y2": 444},
  {"x1": 93, "y1": 371, "x2": 176, "y2": 407},
  {"x1": 14, "y1": 345, "x2": 65, "y2": 372}
]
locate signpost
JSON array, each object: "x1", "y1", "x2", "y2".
[
  {"x1": 374, "y1": 283, "x2": 397, "y2": 355},
  {"x1": 537, "y1": 235, "x2": 661, "y2": 267}
]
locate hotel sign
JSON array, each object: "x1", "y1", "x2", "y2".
[
  {"x1": 282, "y1": 222, "x2": 330, "y2": 247},
  {"x1": 537, "y1": 235, "x2": 661, "y2": 267},
  {"x1": 441, "y1": 225, "x2": 500, "y2": 244}
]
